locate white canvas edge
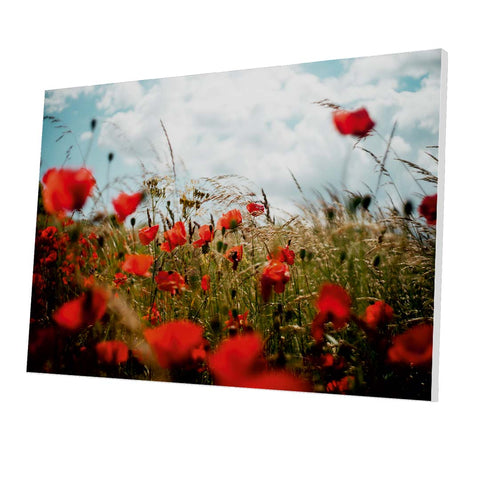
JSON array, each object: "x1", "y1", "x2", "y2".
[{"x1": 431, "y1": 48, "x2": 447, "y2": 402}]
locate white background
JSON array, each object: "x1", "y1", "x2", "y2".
[{"x1": 1, "y1": 1, "x2": 478, "y2": 478}]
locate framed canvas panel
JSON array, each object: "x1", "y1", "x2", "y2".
[{"x1": 28, "y1": 49, "x2": 446, "y2": 401}]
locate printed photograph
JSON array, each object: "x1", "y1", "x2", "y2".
[{"x1": 28, "y1": 49, "x2": 445, "y2": 400}]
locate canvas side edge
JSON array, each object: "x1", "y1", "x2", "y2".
[{"x1": 431, "y1": 49, "x2": 448, "y2": 402}]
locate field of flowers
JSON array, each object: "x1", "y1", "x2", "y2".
[{"x1": 28, "y1": 106, "x2": 438, "y2": 400}]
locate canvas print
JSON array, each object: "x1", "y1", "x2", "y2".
[{"x1": 28, "y1": 49, "x2": 446, "y2": 400}]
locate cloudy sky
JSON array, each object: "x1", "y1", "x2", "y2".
[{"x1": 40, "y1": 49, "x2": 443, "y2": 219}]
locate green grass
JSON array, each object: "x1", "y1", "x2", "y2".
[{"x1": 28, "y1": 167, "x2": 436, "y2": 400}]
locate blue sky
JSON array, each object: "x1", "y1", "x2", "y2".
[{"x1": 40, "y1": 49, "x2": 443, "y2": 221}]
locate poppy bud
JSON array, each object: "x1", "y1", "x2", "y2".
[
  {"x1": 274, "y1": 348, "x2": 287, "y2": 368},
  {"x1": 108, "y1": 152, "x2": 114, "y2": 162},
  {"x1": 210, "y1": 315, "x2": 221, "y2": 333},
  {"x1": 285, "y1": 310, "x2": 295, "y2": 322},
  {"x1": 404, "y1": 200, "x2": 413, "y2": 216},
  {"x1": 69, "y1": 227, "x2": 80, "y2": 243},
  {"x1": 299, "y1": 248, "x2": 306, "y2": 261},
  {"x1": 273, "y1": 317, "x2": 281, "y2": 332},
  {"x1": 216, "y1": 241, "x2": 224, "y2": 253},
  {"x1": 326, "y1": 207, "x2": 335, "y2": 221},
  {"x1": 373, "y1": 255, "x2": 381, "y2": 267},
  {"x1": 361, "y1": 195, "x2": 371, "y2": 210},
  {"x1": 110, "y1": 214, "x2": 119, "y2": 227},
  {"x1": 231, "y1": 289, "x2": 237, "y2": 299},
  {"x1": 339, "y1": 251, "x2": 347, "y2": 263},
  {"x1": 348, "y1": 196, "x2": 362, "y2": 213},
  {"x1": 90, "y1": 118, "x2": 97, "y2": 131},
  {"x1": 130, "y1": 217, "x2": 136, "y2": 227}
]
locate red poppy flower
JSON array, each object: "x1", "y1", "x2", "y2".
[
  {"x1": 112, "y1": 192, "x2": 143, "y2": 222},
  {"x1": 363, "y1": 301, "x2": 394, "y2": 329},
  {"x1": 311, "y1": 283, "x2": 351, "y2": 342},
  {"x1": 40, "y1": 225, "x2": 58, "y2": 240},
  {"x1": 28, "y1": 326, "x2": 57, "y2": 358},
  {"x1": 138, "y1": 225, "x2": 159, "y2": 245},
  {"x1": 32, "y1": 272, "x2": 46, "y2": 291},
  {"x1": 216, "y1": 209, "x2": 242, "y2": 230},
  {"x1": 42, "y1": 251, "x2": 57, "y2": 264},
  {"x1": 208, "y1": 333, "x2": 310, "y2": 391},
  {"x1": 260, "y1": 260, "x2": 291, "y2": 301},
  {"x1": 42, "y1": 167, "x2": 96, "y2": 216},
  {"x1": 113, "y1": 272, "x2": 128, "y2": 288},
  {"x1": 319, "y1": 353, "x2": 335, "y2": 368},
  {"x1": 62, "y1": 218, "x2": 75, "y2": 227},
  {"x1": 388, "y1": 323, "x2": 433, "y2": 367},
  {"x1": 201, "y1": 274, "x2": 210, "y2": 291},
  {"x1": 268, "y1": 245, "x2": 295, "y2": 265},
  {"x1": 83, "y1": 275, "x2": 95, "y2": 288},
  {"x1": 225, "y1": 245, "x2": 243, "y2": 271},
  {"x1": 418, "y1": 194, "x2": 437, "y2": 226},
  {"x1": 326, "y1": 375, "x2": 355, "y2": 394},
  {"x1": 142, "y1": 302, "x2": 162, "y2": 326},
  {"x1": 208, "y1": 333, "x2": 266, "y2": 387},
  {"x1": 96, "y1": 340, "x2": 129, "y2": 364},
  {"x1": 144, "y1": 320, "x2": 206, "y2": 369},
  {"x1": 53, "y1": 287, "x2": 108, "y2": 330},
  {"x1": 121, "y1": 254, "x2": 153, "y2": 277},
  {"x1": 225, "y1": 310, "x2": 249, "y2": 331},
  {"x1": 242, "y1": 370, "x2": 311, "y2": 392},
  {"x1": 193, "y1": 224, "x2": 214, "y2": 248},
  {"x1": 333, "y1": 107, "x2": 375, "y2": 137},
  {"x1": 160, "y1": 221, "x2": 187, "y2": 252},
  {"x1": 155, "y1": 270, "x2": 186, "y2": 295},
  {"x1": 246, "y1": 202, "x2": 265, "y2": 217}
]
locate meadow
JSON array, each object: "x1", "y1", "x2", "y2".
[{"x1": 28, "y1": 106, "x2": 438, "y2": 400}]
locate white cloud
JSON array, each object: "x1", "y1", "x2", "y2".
[
  {"x1": 391, "y1": 135, "x2": 412, "y2": 155},
  {"x1": 44, "y1": 86, "x2": 95, "y2": 114},
  {"x1": 91, "y1": 50, "x2": 442, "y2": 215},
  {"x1": 96, "y1": 81, "x2": 144, "y2": 114},
  {"x1": 344, "y1": 49, "x2": 441, "y2": 86},
  {"x1": 80, "y1": 131, "x2": 92, "y2": 142}
]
